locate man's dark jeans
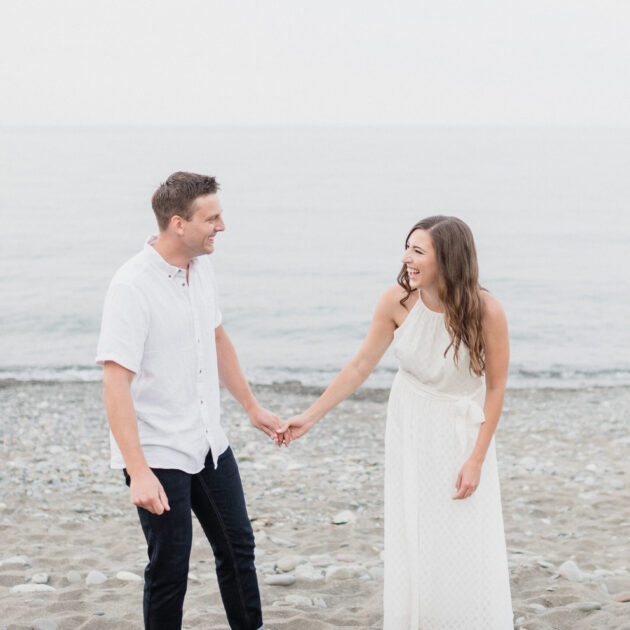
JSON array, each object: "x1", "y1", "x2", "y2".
[{"x1": 125, "y1": 447, "x2": 263, "y2": 630}]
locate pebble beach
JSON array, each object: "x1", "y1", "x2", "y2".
[{"x1": 1, "y1": 380, "x2": 630, "y2": 629}]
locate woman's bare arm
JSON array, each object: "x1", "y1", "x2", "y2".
[
  {"x1": 279, "y1": 286, "x2": 404, "y2": 439},
  {"x1": 453, "y1": 292, "x2": 509, "y2": 499}
]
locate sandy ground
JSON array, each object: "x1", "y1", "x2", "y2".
[{"x1": 1, "y1": 380, "x2": 629, "y2": 629}]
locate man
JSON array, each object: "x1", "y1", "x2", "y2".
[{"x1": 96, "y1": 172, "x2": 284, "y2": 630}]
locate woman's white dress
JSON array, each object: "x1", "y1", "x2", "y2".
[{"x1": 384, "y1": 295, "x2": 513, "y2": 629}]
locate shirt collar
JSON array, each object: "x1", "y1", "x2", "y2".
[{"x1": 143, "y1": 236, "x2": 188, "y2": 278}]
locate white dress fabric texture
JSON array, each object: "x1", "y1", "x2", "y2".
[{"x1": 383, "y1": 295, "x2": 513, "y2": 629}]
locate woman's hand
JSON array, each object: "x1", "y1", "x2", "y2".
[
  {"x1": 247, "y1": 403, "x2": 288, "y2": 446},
  {"x1": 277, "y1": 412, "x2": 316, "y2": 444},
  {"x1": 453, "y1": 457, "x2": 482, "y2": 500}
]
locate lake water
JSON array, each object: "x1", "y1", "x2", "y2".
[{"x1": 1, "y1": 125, "x2": 629, "y2": 389}]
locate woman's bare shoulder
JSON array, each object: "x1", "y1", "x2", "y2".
[
  {"x1": 376, "y1": 285, "x2": 416, "y2": 324},
  {"x1": 379, "y1": 284, "x2": 412, "y2": 308},
  {"x1": 481, "y1": 290, "x2": 507, "y2": 326}
]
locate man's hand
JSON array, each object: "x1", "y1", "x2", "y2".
[
  {"x1": 130, "y1": 468, "x2": 171, "y2": 514},
  {"x1": 276, "y1": 413, "x2": 316, "y2": 444},
  {"x1": 248, "y1": 404, "x2": 289, "y2": 446}
]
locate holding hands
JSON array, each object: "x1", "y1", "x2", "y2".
[
  {"x1": 247, "y1": 403, "x2": 317, "y2": 446},
  {"x1": 276, "y1": 412, "x2": 316, "y2": 445},
  {"x1": 251, "y1": 409, "x2": 316, "y2": 447},
  {"x1": 247, "y1": 403, "x2": 291, "y2": 446}
]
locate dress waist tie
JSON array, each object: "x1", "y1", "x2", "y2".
[{"x1": 398, "y1": 370, "x2": 486, "y2": 463}]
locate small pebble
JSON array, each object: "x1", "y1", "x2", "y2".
[
  {"x1": 559, "y1": 560, "x2": 583, "y2": 582},
  {"x1": 32, "y1": 620, "x2": 58, "y2": 630},
  {"x1": 610, "y1": 479, "x2": 625, "y2": 490},
  {"x1": 116, "y1": 571, "x2": 142, "y2": 582},
  {"x1": 569, "y1": 601, "x2": 602, "y2": 612},
  {"x1": 336, "y1": 553, "x2": 355, "y2": 563},
  {"x1": 332, "y1": 510, "x2": 356, "y2": 525},
  {"x1": 520, "y1": 456, "x2": 536, "y2": 471},
  {"x1": 295, "y1": 564, "x2": 322, "y2": 582},
  {"x1": 86, "y1": 570, "x2": 107, "y2": 585},
  {"x1": 46, "y1": 525, "x2": 65, "y2": 535},
  {"x1": 527, "y1": 603, "x2": 546, "y2": 613},
  {"x1": 309, "y1": 554, "x2": 334, "y2": 567},
  {"x1": 369, "y1": 566, "x2": 384, "y2": 580},
  {"x1": 276, "y1": 555, "x2": 302, "y2": 572},
  {"x1": 31, "y1": 573, "x2": 49, "y2": 584},
  {"x1": 264, "y1": 573, "x2": 296, "y2": 586},
  {"x1": 324, "y1": 565, "x2": 361, "y2": 582},
  {"x1": 1, "y1": 555, "x2": 30, "y2": 567},
  {"x1": 284, "y1": 594, "x2": 312, "y2": 607},
  {"x1": 66, "y1": 570, "x2": 82, "y2": 584},
  {"x1": 10, "y1": 584, "x2": 56, "y2": 593}
]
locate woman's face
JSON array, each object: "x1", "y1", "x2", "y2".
[{"x1": 401, "y1": 229, "x2": 439, "y2": 290}]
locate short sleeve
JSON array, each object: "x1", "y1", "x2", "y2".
[{"x1": 95, "y1": 282, "x2": 149, "y2": 373}]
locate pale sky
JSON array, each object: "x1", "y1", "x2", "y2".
[{"x1": 2, "y1": 0, "x2": 629, "y2": 125}]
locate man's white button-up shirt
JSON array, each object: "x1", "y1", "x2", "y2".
[{"x1": 96, "y1": 237, "x2": 228, "y2": 472}]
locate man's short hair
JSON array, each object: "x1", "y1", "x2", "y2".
[{"x1": 152, "y1": 172, "x2": 220, "y2": 231}]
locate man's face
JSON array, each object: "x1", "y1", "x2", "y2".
[{"x1": 180, "y1": 193, "x2": 225, "y2": 256}]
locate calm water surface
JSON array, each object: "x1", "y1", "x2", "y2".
[{"x1": 1, "y1": 125, "x2": 628, "y2": 389}]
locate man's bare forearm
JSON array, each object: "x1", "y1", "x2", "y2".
[
  {"x1": 102, "y1": 362, "x2": 148, "y2": 477},
  {"x1": 215, "y1": 326, "x2": 258, "y2": 412}
]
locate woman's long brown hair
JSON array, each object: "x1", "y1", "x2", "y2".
[{"x1": 397, "y1": 216, "x2": 486, "y2": 376}]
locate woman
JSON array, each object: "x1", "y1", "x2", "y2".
[{"x1": 281, "y1": 216, "x2": 513, "y2": 629}]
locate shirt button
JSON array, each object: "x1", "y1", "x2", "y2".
[
  {"x1": 168, "y1": 274, "x2": 172, "y2": 278},
  {"x1": 200, "y1": 400, "x2": 204, "y2": 404},
  {"x1": 182, "y1": 282, "x2": 186, "y2": 287},
  {"x1": 199, "y1": 369, "x2": 202, "y2": 374}
]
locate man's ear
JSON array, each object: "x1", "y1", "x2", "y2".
[{"x1": 169, "y1": 214, "x2": 186, "y2": 235}]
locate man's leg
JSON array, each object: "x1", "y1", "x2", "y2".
[
  {"x1": 191, "y1": 447, "x2": 263, "y2": 630},
  {"x1": 130, "y1": 469, "x2": 193, "y2": 630}
]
